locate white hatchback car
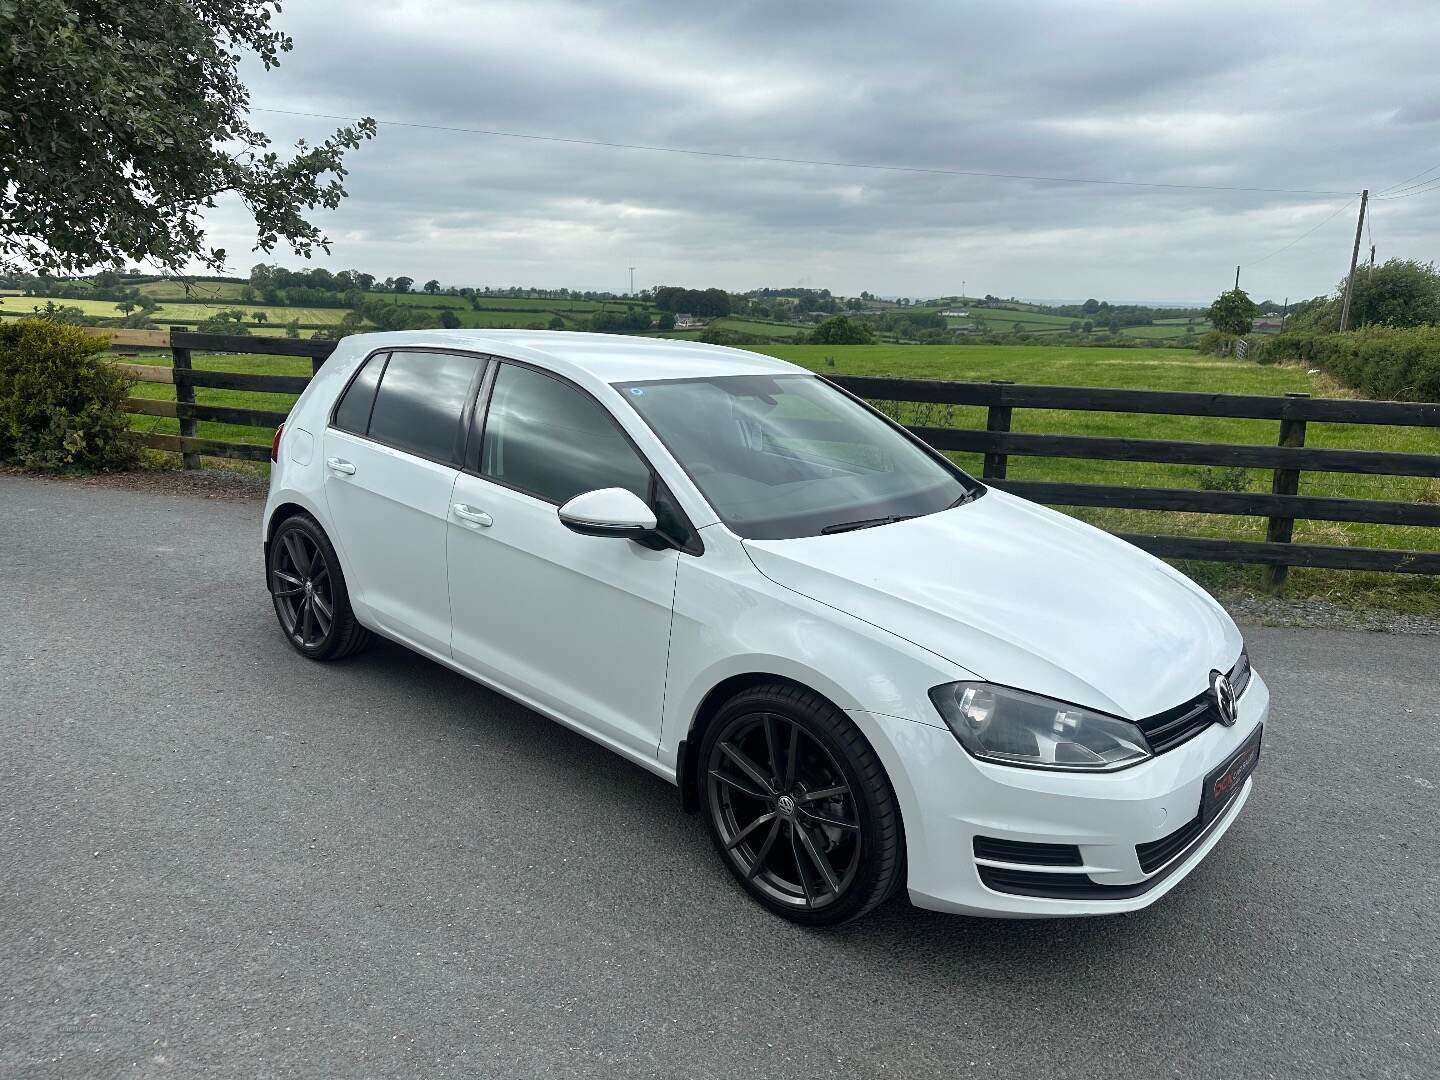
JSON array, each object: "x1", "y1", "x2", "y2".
[{"x1": 263, "y1": 330, "x2": 1267, "y2": 926}]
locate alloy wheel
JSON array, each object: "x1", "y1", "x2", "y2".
[
  {"x1": 271, "y1": 528, "x2": 334, "y2": 648},
  {"x1": 706, "y1": 712, "x2": 863, "y2": 910}
]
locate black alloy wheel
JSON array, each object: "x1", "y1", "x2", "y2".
[
  {"x1": 267, "y1": 513, "x2": 371, "y2": 661},
  {"x1": 701, "y1": 683, "x2": 903, "y2": 926}
]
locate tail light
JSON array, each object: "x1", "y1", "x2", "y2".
[{"x1": 270, "y1": 422, "x2": 285, "y2": 463}]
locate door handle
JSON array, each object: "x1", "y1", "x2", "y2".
[
  {"x1": 326, "y1": 457, "x2": 356, "y2": 475},
  {"x1": 453, "y1": 503, "x2": 493, "y2": 527}
]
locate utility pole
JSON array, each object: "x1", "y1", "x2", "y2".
[
  {"x1": 1281, "y1": 296, "x2": 1289, "y2": 332},
  {"x1": 1234, "y1": 265, "x2": 1241, "y2": 291},
  {"x1": 1369, "y1": 244, "x2": 1376, "y2": 268},
  {"x1": 1338, "y1": 189, "x2": 1369, "y2": 332},
  {"x1": 628, "y1": 267, "x2": 635, "y2": 296}
]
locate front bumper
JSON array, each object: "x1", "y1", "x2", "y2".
[{"x1": 878, "y1": 671, "x2": 1270, "y2": 918}]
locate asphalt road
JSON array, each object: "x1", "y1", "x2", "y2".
[{"x1": 1, "y1": 474, "x2": 1436, "y2": 1080}]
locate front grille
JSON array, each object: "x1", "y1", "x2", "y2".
[
  {"x1": 1138, "y1": 697, "x2": 1217, "y2": 754},
  {"x1": 1136, "y1": 651, "x2": 1251, "y2": 756},
  {"x1": 973, "y1": 836, "x2": 1082, "y2": 866},
  {"x1": 1135, "y1": 812, "x2": 1205, "y2": 873}
]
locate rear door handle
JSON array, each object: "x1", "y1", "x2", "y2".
[
  {"x1": 326, "y1": 457, "x2": 356, "y2": 475},
  {"x1": 453, "y1": 503, "x2": 493, "y2": 527}
]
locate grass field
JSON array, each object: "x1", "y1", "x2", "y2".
[{"x1": 1, "y1": 296, "x2": 127, "y2": 318}]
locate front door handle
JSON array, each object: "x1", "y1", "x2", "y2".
[
  {"x1": 453, "y1": 503, "x2": 493, "y2": 527},
  {"x1": 326, "y1": 457, "x2": 356, "y2": 475}
]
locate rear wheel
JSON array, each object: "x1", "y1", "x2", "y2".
[
  {"x1": 268, "y1": 513, "x2": 371, "y2": 661},
  {"x1": 700, "y1": 683, "x2": 904, "y2": 926}
]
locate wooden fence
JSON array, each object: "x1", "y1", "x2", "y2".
[{"x1": 95, "y1": 328, "x2": 1440, "y2": 583}]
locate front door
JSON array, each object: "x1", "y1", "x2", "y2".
[
  {"x1": 447, "y1": 361, "x2": 678, "y2": 757},
  {"x1": 322, "y1": 348, "x2": 485, "y2": 656}
]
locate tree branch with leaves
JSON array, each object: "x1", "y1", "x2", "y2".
[{"x1": 0, "y1": 1, "x2": 376, "y2": 276}]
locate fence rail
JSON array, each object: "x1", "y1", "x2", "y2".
[{"x1": 91, "y1": 329, "x2": 1440, "y2": 583}]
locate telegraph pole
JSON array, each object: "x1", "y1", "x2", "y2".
[
  {"x1": 1234, "y1": 265, "x2": 1241, "y2": 291},
  {"x1": 628, "y1": 267, "x2": 635, "y2": 296},
  {"x1": 1338, "y1": 189, "x2": 1369, "y2": 332},
  {"x1": 1369, "y1": 244, "x2": 1376, "y2": 268}
]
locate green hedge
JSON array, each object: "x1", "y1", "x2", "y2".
[
  {"x1": 0, "y1": 320, "x2": 138, "y2": 470},
  {"x1": 1250, "y1": 326, "x2": 1440, "y2": 402}
]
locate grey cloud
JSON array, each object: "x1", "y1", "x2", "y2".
[{"x1": 206, "y1": 0, "x2": 1440, "y2": 301}]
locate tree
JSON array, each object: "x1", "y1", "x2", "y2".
[
  {"x1": 393, "y1": 276, "x2": 414, "y2": 294},
  {"x1": 251, "y1": 311, "x2": 267, "y2": 325},
  {"x1": 656, "y1": 312, "x2": 676, "y2": 331},
  {"x1": 197, "y1": 309, "x2": 251, "y2": 335},
  {"x1": 424, "y1": 279, "x2": 441, "y2": 295},
  {"x1": 438, "y1": 308, "x2": 461, "y2": 329},
  {"x1": 808, "y1": 315, "x2": 874, "y2": 345},
  {"x1": 0, "y1": 2, "x2": 376, "y2": 276},
  {"x1": 1206, "y1": 288, "x2": 1259, "y2": 336},
  {"x1": 1344, "y1": 259, "x2": 1440, "y2": 329},
  {"x1": 1081, "y1": 298, "x2": 1101, "y2": 315}
]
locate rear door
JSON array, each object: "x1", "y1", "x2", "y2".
[
  {"x1": 447, "y1": 361, "x2": 679, "y2": 757},
  {"x1": 322, "y1": 348, "x2": 486, "y2": 656}
]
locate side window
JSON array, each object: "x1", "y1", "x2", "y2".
[
  {"x1": 480, "y1": 363, "x2": 651, "y2": 505},
  {"x1": 332, "y1": 352, "x2": 386, "y2": 434},
  {"x1": 367, "y1": 350, "x2": 482, "y2": 464}
]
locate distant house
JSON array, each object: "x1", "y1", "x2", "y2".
[
  {"x1": 939, "y1": 310, "x2": 970, "y2": 317},
  {"x1": 1252, "y1": 317, "x2": 1284, "y2": 332},
  {"x1": 950, "y1": 323, "x2": 978, "y2": 333},
  {"x1": 674, "y1": 313, "x2": 703, "y2": 329}
]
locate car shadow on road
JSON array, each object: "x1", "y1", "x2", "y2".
[{"x1": 346, "y1": 636, "x2": 1239, "y2": 979}]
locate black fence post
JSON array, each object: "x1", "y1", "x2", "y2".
[
  {"x1": 983, "y1": 380, "x2": 1014, "y2": 480},
  {"x1": 169, "y1": 325, "x2": 200, "y2": 470},
  {"x1": 1261, "y1": 392, "x2": 1310, "y2": 593}
]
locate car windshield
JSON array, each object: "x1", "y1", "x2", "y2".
[{"x1": 615, "y1": 373, "x2": 979, "y2": 540}]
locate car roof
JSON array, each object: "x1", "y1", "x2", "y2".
[{"x1": 334, "y1": 330, "x2": 807, "y2": 384}]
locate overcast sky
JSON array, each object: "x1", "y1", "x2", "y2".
[{"x1": 209, "y1": 0, "x2": 1440, "y2": 303}]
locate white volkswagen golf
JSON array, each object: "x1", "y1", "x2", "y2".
[{"x1": 263, "y1": 330, "x2": 1267, "y2": 926}]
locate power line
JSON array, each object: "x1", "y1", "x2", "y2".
[
  {"x1": 1375, "y1": 159, "x2": 1440, "y2": 195},
  {"x1": 1241, "y1": 197, "x2": 1358, "y2": 268},
  {"x1": 1374, "y1": 175, "x2": 1440, "y2": 200},
  {"x1": 252, "y1": 106, "x2": 1361, "y2": 197}
]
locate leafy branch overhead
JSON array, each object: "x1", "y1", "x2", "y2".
[{"x1": 0, "y1": 1, "x2": 376, "y2": 276}]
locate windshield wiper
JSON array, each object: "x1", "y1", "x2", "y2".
[
  {"x1": 820, "y1": 515, "x2": 915, "y2": 535},
  {"x1": 948, "y1": 488, "x2": 981, "y2": 508}
]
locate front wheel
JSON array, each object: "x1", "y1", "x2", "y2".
[
  {"x1": 700, "y1": 683, "x2": 904, "y2": 926},
  {"x1": 268, "y1": 513, "x2": 371, "y2": 661}
]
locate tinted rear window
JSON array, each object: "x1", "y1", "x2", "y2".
[
  {"x1": 333, "y1": 352, "x2": 386, "y2": 434},
  {"x1": 367, "y1": 350, "x2": 482, "y2": 464}
]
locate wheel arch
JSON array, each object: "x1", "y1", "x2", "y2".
[
  {"x1": 263, "y1": 497, "x2": 352, "y2": 592},
  {"x1": 677, "y1": 671, "x2": 892, "y2": 818},
  {"x1": 263, "y1": 501, "x2": 314, "y2": 580}
]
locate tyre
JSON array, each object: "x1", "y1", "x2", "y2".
[
  {"x1": 700, "y1": 682, "x2": 904, "y2": 926},
  {"x1": 268, "y1": 512, "x2": 372, "y2": 661}
]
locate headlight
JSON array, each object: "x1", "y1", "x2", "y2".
[{"x1": 929, "y1": 682, "x2": 1152, "y2": 772}]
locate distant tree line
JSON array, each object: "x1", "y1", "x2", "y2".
[{"x1": 652, "y1": 286, "x2": 732, "y2": 317}]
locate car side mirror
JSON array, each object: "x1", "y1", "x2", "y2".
[{"x1": 557, "y1": 488, "x2": 658, "y2": 540}]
